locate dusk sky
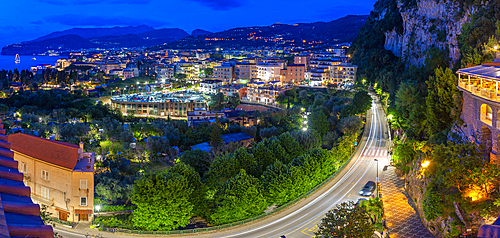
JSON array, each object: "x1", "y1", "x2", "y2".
[{"x1": 0, "y1": 0, "x2": 375, "y2": 47}]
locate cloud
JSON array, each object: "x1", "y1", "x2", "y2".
[
  {"x1": 38, "y1": 0, "x2": 151, "y2": 5},
  {"x1": 43, "y1": 14, "x2": 170, "y2": 27},
  {"x1": 187, "y1": 0, "x2": 245, "y2": 10}
]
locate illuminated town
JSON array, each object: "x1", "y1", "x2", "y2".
[{"x1": 1, "y1": 0, "x2": 500, "y2": 237}]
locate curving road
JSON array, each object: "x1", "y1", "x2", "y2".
[
  {"x1": 218, "y1": 94, "x2": 391, "y2": 238},
  {"x1": 54, "y1": 94, "x2": 390, "y2": 238}
]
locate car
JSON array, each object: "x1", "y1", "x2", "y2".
[{"x1": 359, "y1": 181, "x2": 376, "y2": 196}]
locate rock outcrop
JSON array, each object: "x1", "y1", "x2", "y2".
[{"x1": 384, "y1": 0, "x2": 472, "y2": 66}]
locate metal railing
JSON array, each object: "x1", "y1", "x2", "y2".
[{"x1": 100, "y1": 135, "x2": 365, "y2": 235}]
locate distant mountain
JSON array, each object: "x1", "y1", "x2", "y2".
[
  {"x1": 1, "y1": 16, "x2": 368, "y2": 55},
  {"x1": 191, "y1": 29, "x2": 212, "y2": 36},
  {"x1": 1, "y1": 27, "x2": 189, "y2": 55},
  {"x1": 161, "y1": 15, "x2": 368, "y2": 49},
  {"x1": 33, "y1": 25, "x2": 154, "y2": 42},
  {"x1": 1, "y1": 34, "x2": 96, "y2": 55}
]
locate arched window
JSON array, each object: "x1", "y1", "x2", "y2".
[{"x1": 481, "y1": 104, "x2": 493, "y2": 126}]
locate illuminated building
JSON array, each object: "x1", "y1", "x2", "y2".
[{"x1": 9, "y1": 134, "x2": 95, "y2": 222}]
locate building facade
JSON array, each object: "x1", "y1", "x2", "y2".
[
  {"x1": 280, "y1": 64, "x2": 305, "y2": 84},
  {"x1": 457, "y1": 53, "x2": 500, "y2": 163},
  {"x1": 257, "y1": 63, "x2": 283, "y2": 81},
  {"x1": 9, "y1": 133, "x2": 95, "y2": 222},
  {"x1": 214, "y1": 63, "x2": 235, "y2": 84},
  {"x1": 199, "y1": 79, "x2": 223, "y2": 94},
  {"x1": 235, "y1": 63, "x2": 257, "y2": 80},
  {"x1": 330, "y1": 63, "x2": 358, "y2": 85},
  {"x1": 111, "y1": 91, "x2": 209, "y2": 117}
]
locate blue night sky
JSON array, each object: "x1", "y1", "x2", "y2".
[{"x1": 0, "y1": 0, "x2": 376, "y2": 47}]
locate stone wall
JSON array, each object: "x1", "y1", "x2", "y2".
[{"x1": 459, "y1": 90, "x2": 500, "y2": 163}]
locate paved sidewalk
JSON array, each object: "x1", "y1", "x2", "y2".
[{"x1": 381, "y1": 166, "x2": 434, "y2": 238}]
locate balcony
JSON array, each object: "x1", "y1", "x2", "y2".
[{"x1": 458, "y1": 80, "x2": 500, "y2": 103}]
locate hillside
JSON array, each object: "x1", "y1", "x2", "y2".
[
  {"x1": 155, "y1": 15, "x2": 368, "y2": 49},
  {"x1": 33, "y1": 25, "x2": 155, "y2": 42},
  {"x1": 1, "y1": 27, "x2": 190, "y2": 55},
  {"x1": 1, "y1": 34, "x2": 97, "y2": 55}
]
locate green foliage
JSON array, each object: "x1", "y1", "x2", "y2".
[
  {"x1": 96, "y1": 214, "x2": 134, "y2": 229},
  {"x1": 308, "y1": 107, "x2": 329, "y2": 135},
  {"x1": 132, "y1": 168, "x2": 194, "y2": 231},
  {"x1": 209, "y1": 123, "x2": 223, "y2": 147},
  {"x1": 315, "y1": 201, "x2": 375, "y2": 238},
  {"x1": 425, "y1": 68, "x2": 459, "y2": 137},
  {"x1": 423, "y1": 186, "x2": 444, "y2": 221},
  {"x1": 209, "y1": 92, "x2": 225, "y2": 111},
  {"x1": 204, "y1": 68, "x2": 214, "y2": 76},
  {"x1": 341, "y1": 91, "x2": 372, "y2": 117},
  {"x1": 179, "y1": 149, "x2": 213, "y2": 176},
  {"x1": 210, "y1": 169, "x2": 267, "y2": 225}
]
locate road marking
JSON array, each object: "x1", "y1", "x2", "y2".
[{"x1": 301, "y1": 227, "x2": 315, "y2": 237}]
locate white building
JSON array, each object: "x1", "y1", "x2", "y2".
[
  {"x1": 156, "y1": 65, "x2": 175, "y2": 83},
  {"x1": 199, "y1": 79, "x2": 223, "y2": 94},
  {"x1": 257, "y1": 63, "x2": 283, "y2": 81}
]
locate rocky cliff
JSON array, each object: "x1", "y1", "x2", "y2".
[{"x1": 383, "y1": 0, "x2": 472, "y2": 66}]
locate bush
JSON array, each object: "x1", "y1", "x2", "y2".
[{"x1": 423, "y1": 187, "x2": 444, "y2": 221}]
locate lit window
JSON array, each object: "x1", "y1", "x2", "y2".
[{"x1": 41, "y1": 170, "x2": 49, "y2": 181}]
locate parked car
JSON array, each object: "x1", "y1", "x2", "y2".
[{"x1": 359, "y1": 181, "x2": 376, "y2": 196}]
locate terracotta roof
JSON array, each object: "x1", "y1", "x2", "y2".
[
  {"x1": 0, "y1": 122, "x2": 53, "y2": 237},
  {"x1": 483, "y1": 62, "x2": 500, "y2": 67},
  {"x1": 8, "y1": 133, "x2": 78, "y2": 170}
]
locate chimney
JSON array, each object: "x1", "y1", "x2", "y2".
[{"x1": 78, "y1": 141, "x2": 84, "y2": 158}]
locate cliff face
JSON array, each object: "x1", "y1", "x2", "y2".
[{"x1": 384, "y1": 0, "x2": 472, "y2": 66}]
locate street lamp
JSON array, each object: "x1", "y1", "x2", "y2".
[
  {"x1": 374, "y1": 158, "x2": 379, "y2": 198},
  {"x1": 422, "y1": 160, "x2": 430, "y2": 168},
  {"x1": 302, "y1": 127, "x2": 307, "y2": 131}
]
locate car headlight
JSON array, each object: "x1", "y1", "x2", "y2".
[
  {"x1": 359, "y1": 191, "x2": 364, "y2": 194},
  {"x1": 367, "y1": 192, "x2": 372, "y2": 195}
]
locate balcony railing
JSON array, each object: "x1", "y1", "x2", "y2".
[
  {"x1": 480, "y1": 114, "x2": 493, "y2": 126},
  {"x1": 458, "y1": 81, "x2": 500, "y2": 103}
]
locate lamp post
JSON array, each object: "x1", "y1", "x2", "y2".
[{"x1": 374, "y1": 158, "x2": 379, "y2": 197}]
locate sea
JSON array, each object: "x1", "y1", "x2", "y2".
[{"x1": 0, "y1": 55, "x2": 64, "y2": 71}]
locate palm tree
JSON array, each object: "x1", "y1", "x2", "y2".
[{"x1": 362, "y1": 197, "x2": 384, "y2": 224}]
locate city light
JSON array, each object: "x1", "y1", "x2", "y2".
[
  {"x1": 387, "y1": 114, "x2": 393, "y2": 121},
  {"x1": 421, "y1": 160, "x2": 430, "y2": 168},
  {"x1": 302, "y1": 127, "x2": 307, "y2": 131},
  {"x1": 495, "y1": 45, "x2": 498, "y2": 50}
]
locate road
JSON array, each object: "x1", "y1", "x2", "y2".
[
  {"x1": 54, "y1": 94, "x2": 390, "y2": 238},
  {"x1": 218, "y1": 94, "x2": 391, "y2": 238}
]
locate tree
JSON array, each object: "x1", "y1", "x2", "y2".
[
  {"x1": 179, "y1": 149, "x2": 213, "y2": 176},
  {"x1": 228, "y1": 93, "x2": 241, "y2": 109},
  {"x1": 315, "y1": 201, "x2": 375, "y2": 238},
  {"x1": 204, "y1": 68, "x2": 214, "y2": 76},
  {"x1": 209, "y1": 123, "x2": 223, "y2": 147},
  {"x1": 132, "y1": 170, "x2": 193, "y2": 231},
  {"x1": 209, "y1": 92, "x2": 225, "y2": 111},
  {"x1": 308, "y1": 107, "x2": 329, "y2": 135},
  {"x1": 426, "y1": 67, "x2": 459, "y2": 137},
  {"x1": 210, "y1": 169, "x2": 267, "y2": 225}
]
